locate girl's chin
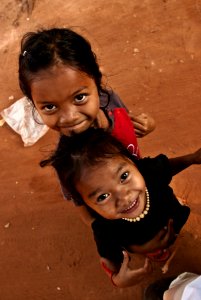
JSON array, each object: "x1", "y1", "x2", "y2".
[{"x1": 124, "y1": 207, "x2": 145, "y2": 219}]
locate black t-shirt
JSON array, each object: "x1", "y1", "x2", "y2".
[{"x1": 91, "y1": 154, "x2": 190, "y2": 264}]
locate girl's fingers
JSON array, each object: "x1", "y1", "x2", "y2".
[
  {"x1": 155, "y1": 220, "x2": 173, "y2": 241},
  {"x1": 156, "y1": 219, "x2": 175, "y2": 248},
  {"x1": 129, "y1": 114, "x2": 147, "y2": 126},
  {"x1": 120, "y1": 251, "x2": 130, "y2": 271},
  {"x1": 144, "y1": 257, "x2": 153, "y2": 273},
  {"x1": 133, "y1": 122, "x2": 146, "y2": 130}
]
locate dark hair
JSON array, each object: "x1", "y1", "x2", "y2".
[
  {"x1": 19, "y1": 27, "x2": 107, "y2": 102},
  {"x1": 40, "y1": 128, "x2": 137, "y2": 204}
]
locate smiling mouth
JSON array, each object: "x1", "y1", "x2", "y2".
[
  {"x1": 59, "y1": 120, "x2": 88, "y2": 132},
  {"x1": 121, "y1": 197, "x2": 139, "y2": 214}
]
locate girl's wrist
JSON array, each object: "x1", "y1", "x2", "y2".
[
  {"x1": 101, "y1": 261, "x2": 118, "y2": 287},
  {"x1": 101, "y1": 261, "x2": 113, "y2": 276}
]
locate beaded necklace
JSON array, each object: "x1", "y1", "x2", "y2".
[{"x1": 122, "y1": 187, "x2": 150, "y2": 222}]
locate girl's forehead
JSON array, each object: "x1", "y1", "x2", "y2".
[
  {"x1": 32, "y1": 64, "x2": 87, "y2": 81},
  {"x1": 31, "y1": 65, "x2": 97, "y2": 100},
  {"x1": 79, "y1": 155, "x2": 136, "y2": 177}
]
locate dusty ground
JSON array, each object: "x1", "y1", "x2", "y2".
[{"x1": 0, "y1": 0, "x2": 201, "y2": 299}]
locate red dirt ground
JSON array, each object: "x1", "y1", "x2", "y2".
[{"x1": 0, "y1": 1, "x2": 201, "y2": 299}]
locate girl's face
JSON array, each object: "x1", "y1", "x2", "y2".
[
  {"x1": 75, "y1": 156, "x2": 146, "y2": 220},
  {"x1": 30, "y1": 65, "x2": 100, "y2": 136}
]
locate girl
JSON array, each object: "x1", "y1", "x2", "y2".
[
  {"x1": 18, "y1": 27, "x2": 155, "y2": 225},
  {"x1": 40, "y1": 128, "x2": 201, "y2": 288}
]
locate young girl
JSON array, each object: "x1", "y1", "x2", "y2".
[
  {"x1": 18, "y1": 27, "x2": 155, "y2": 225},
  {"x1": 40, "y1": 128, "x2": 201, "y2": 288}
]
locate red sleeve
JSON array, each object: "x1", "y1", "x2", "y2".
[{"x1": 111, "y1": 108, "x2": 140, "y2": 158}]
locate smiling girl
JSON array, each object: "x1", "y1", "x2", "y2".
[
  {"x1": 41, "y1": 128, "x2": 201, "y2": 287},
  {"x1": 18, "y1": 27, "x2": 155, "y2": 225}
]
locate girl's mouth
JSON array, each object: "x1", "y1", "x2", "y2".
[
  {"x1": 59, "y1": 119, "x2": 88, "y2": 134},
  {"x1": 121, "y1": 197, "x2": 139, "y2": 214}
]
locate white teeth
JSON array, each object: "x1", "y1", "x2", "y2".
[{"x1": 124, "y1": 199, "x2": 137, "y2": 212}]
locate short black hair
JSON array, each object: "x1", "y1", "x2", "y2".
[{"x1": 41, "y1": 128, "x2": 138, "y2": 204}]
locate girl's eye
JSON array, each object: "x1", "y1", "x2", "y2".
[
  {"x1": 97, "y1": 193, "x2": 110, "y2": 202},
  {"x1": 75, "y1": 93, "x2": 87, "y2": 103},
  {"x1": 43, "y1": 104, "x2": 57, "y2": 112},
  {"x1": 120, "y1": 172, "x2": 129, "y2": 183}
]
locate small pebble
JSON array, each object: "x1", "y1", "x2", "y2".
[
  {"x1": 4, "y1": 222, "x2": 10, "y2": 229},
  {"x1": 8, "y1": 95, "x2": 14, "y2": 100},
  {"x1": 133, "y1": 48, "x2": 140, "y2": 53}
]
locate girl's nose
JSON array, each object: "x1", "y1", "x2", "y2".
[
  {"x1": 59, "y1": 105, "x2": 78, "y2": 125},
  {"x1": 115, "y1": 187, "x2": 130, "y2": 207}
]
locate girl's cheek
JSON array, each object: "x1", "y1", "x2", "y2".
[
  {"x1": 38, "y1": 112, "x2": 47, "y2": 121},
  {"x1": 40, "y1": 115, "x2": 53, "y2": 127}
]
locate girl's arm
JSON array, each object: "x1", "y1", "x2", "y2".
[
  {"x1": 169, "y1": 148, "x2": 201, "y2": 176},
  {"x1": 100, "y1": 220, "x2": 175, "y2": 287},
  {"x1": 130, "y1": 219, "x2": 176, "y2": 254},
  {"x1": 128, "y1": 112, "x2": 156, "y2": 137},
  {"x1": 105, "y1": 91, "x2": 156, "y2": 137},
  {"x1": 101, "y1": 251, "x2": 152, "y2": 288}
]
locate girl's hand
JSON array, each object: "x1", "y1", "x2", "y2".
[
  {"x1": 128, "y1": 112, "x2": 156, "y2": 137},
  {"x1": 111, "y1": 251, "x2": 152, "y2": 288},
  {"x1": 131, "y1": 219, "x2": 176, "y2": 254}
]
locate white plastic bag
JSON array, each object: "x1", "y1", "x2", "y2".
[{"x1": 0, "y1": 97, "x2": 49, "y2": 146}]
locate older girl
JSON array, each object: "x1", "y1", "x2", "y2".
[{"x1": 18, "y1": 27, "x2": 155, "y2": 225}]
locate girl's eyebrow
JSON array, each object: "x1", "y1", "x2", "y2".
[
  {"x1": 116, "y1": 162, "x2": 127, "y2": 174},
  {"x1": 36, "y1": 86, "x2": 88, "y2": 105},
  {"x1": 38, "y1": 100, "x2": 55, "y2": 105},
  {"x1": 72, "y1": 86, "x2": 88, "y2": 96},
  {"x1": 88, "y1": 188, "x2": 102, "y2": 199},
  {"x1": 87, "y1": 162, "x2": 127, "y2": 199}
]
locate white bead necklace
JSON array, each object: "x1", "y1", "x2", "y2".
[{"x1": 122, "y1": 187, "x2": 150, "y2": 222}]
